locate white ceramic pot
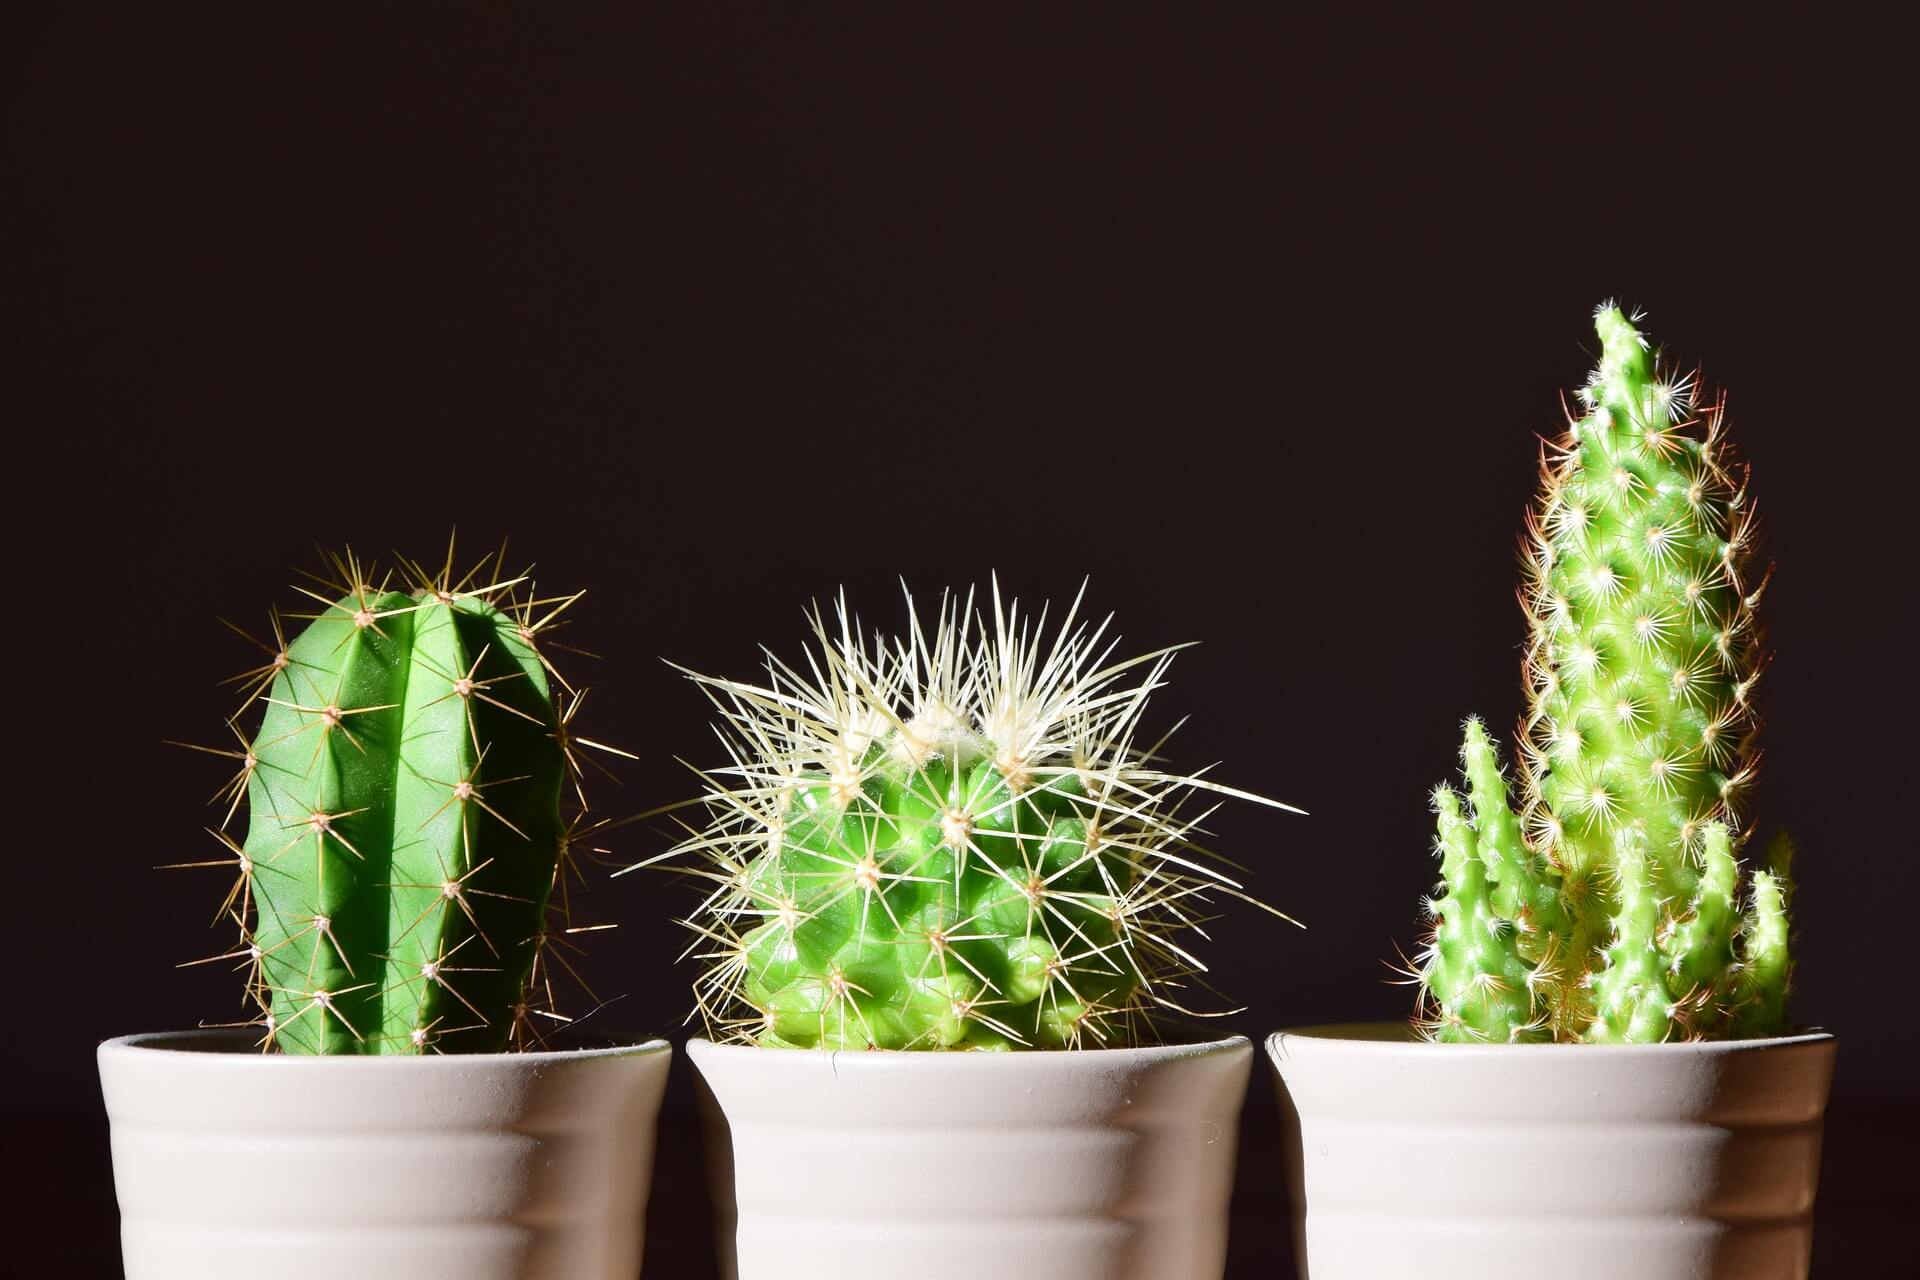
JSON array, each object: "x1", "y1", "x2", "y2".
[
  {"x1": 689, "y1": 1035, "x2": 1252, "y2": 1280},
  {"x1": 98, "y1": 1030, "x2": 673, "y2": 1280},
  {"x1": 1267, "y1": 1023, "x2": 1837, "y2": 1280}
]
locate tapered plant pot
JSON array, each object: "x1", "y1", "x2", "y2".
[
  {"x1": 1267, "y1": 1024, "x2": 1837, "y2": 1280},
  {"x1": 689, "y1": 1034, "x2": 1252, "y2": 1280},
  {"x1": 98, "y1": 1030, "x2": 673, "y2": 1280}
]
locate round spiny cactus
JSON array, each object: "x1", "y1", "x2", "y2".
[
  {"x1": 655, "y1": 584, "x2": 1298, "y2": 1051},
  {"x1": 1413, "y1": 306, "x2": 1793, "y2": 1044}
]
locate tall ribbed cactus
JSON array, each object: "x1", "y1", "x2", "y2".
[
  {"x1": 656, "y1": 585, "x2": 1298, "y2": 1050},
  {"x1": 176, "y1": 547, "x2": 620, "y2": 1054},
  {"x1": 1413, "y1": 307, "x2": 1793, "y2": 1044}
]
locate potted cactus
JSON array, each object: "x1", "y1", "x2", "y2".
[
  {"x1": 98, "y1": 547, "x2": 672, "y2": 1280},
  {"x1": 1268, "y1": 307, "x2": 1836, "y2": 1280},
  {"x1": 653, "y1": 585, "x2": 1297, "y2": 1280}
]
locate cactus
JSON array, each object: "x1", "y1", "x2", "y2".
[
  {"x1": 1412, "y1": 306, "x2": 1793, "y2": 1043},
  {"x1": 175, "y1": 546, "x2": 622, "y2": 1054},
  {"x1": 655, "y1": 584, "x2": 1298, "y2": 1050}
]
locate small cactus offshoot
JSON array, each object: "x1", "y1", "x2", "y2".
[
  {"x1": 173, "y1": 544, "x2": 627, "y2": 1054},
  {"x1": 1411, "y1": 306, "x2": 1793, "y2": 1044},
  {"x1": 653, "y1": 584, "x2": 1299, "y2": 1051}
]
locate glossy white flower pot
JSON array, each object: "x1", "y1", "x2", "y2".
[
  {"x1": 1267, "y1": 1023, "x2": 1837, "y2": 1280},
  {"x1": 98, "y1": 1030, "x2": 673, "y2": 1280},
  {"x1": 689, "y1": 1035, "x2": 1252, "y2": 1280}
]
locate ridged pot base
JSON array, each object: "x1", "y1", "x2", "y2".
[
  {"x1": 690, "y1": 1035, "x2": 1252, "y2": 1280},
  {"x1": 1267, "y1": 1024, "x2": 1836, "y2": 1280},
  {"x1": 99, "y1": 1030, "x2": 673, "y2": 1280}
]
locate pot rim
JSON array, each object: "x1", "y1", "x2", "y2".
[
  {"x1": 100, "y1": 1027, "x2": 672, "y2": 1065},
  {"x1": 1268, "y1": 1021, "x2": 1835, "y2": 1056},
  {"x1": 689, "y1": 1032, "x2": 1249, "y2": 1066}
]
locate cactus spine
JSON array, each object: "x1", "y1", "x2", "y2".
[
  {"x1": 181, "y1": 548, "x2": 618, "y2": 1054},
  {"x1": 1415, "y1": 307, "x2": 1793, "y2": 1044},
  {"x1": 660, "y1": 585, "x2": 1297, "y2": 1051}
]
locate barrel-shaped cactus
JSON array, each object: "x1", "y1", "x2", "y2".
[
  {"x1": 179, "y1": 548, "x2": 617, "y2": 1054},
  {"x1": 658, "y1": 586, "x2": 1297, "y2": 1050},
  {"x1": 1413, "y1": 307, "x2": 1793, "y2": 1044}
]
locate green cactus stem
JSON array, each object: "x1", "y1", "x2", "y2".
[
  {"x1": 1413, "y1": 307, "x2": 1794, "y2": 1044},
  {"x1": 176, "y1": 547, "x2": 622, "y2": 1054},
  {"x1": 652, "y1": 584, "x2": 1300, "y2": 1050}
]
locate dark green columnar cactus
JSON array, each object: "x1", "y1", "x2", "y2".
[
  {"x1": 1414, "y1": 307, "x2": 1793, "y2": 1044},
  {"x1": 657, "y1": 586, "x2": 1298, "y2": 1050},
  {"x1": 178, "y1": 548, "x2": 621, "y2": 1053}
]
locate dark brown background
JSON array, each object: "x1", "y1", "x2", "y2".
[{"x1": 7, "y1": 5, "x2": 1915, "y2": 1275}]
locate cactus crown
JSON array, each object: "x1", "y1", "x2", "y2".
[
  {"x1": 658, "y1": 583, "x2": 1298, "y2": 1051},
  {"x1": 176, "y1": 545, "x2": 623, "y2": 1054},
  {"x1": 1412, "y1": 306, "x2": 1793, "y2": 1044}
]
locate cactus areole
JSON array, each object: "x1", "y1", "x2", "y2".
[
  {"x1": 1413, "y1": 306, "x2": 1793, "y2": 1044},
  {"x1": 658, "y1": 585, "x2": 1300, "y2": 1051},
  {"x1": 184, "y1": 549, "x2": 618, "y2": 1054}
]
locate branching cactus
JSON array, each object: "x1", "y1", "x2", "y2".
[
  {"x1": 1413, "y1": 306, "x2": 1794, "y2": 1044},
  {"x1": 655, "y1": 585, "x2": 1298, "y2": 1050},
  {"x1": 175, "y1": 545, "x2": 625, "y2": 1054}
]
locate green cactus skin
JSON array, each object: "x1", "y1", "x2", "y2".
[
  {"x1": 183, "y1": 549, "x2": 615, "y2": 1054},
  {"x1": 1414, "y1": 307, "x2": 1794, "y2": 1044},
  {"x1": 657, "y1": 586, "x2": 1299, "y2": 1051}
]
